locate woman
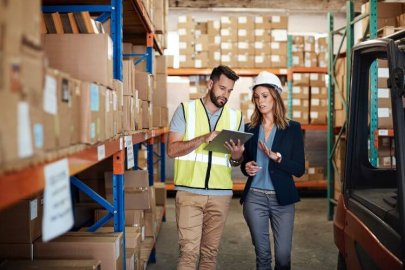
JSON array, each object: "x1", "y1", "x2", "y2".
[{"x1": 240, "y1": 71, "x2": 305, "y2": 270}]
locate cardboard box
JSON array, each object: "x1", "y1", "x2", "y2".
[
  {"x1": 135, "y1": 71, "x2": 152, "y2": 101},
  {"x1": 80, "y1": 227, "x2": 141, "y2": 251},
  {"x1": 80, "y1": 82, "x2": 101, "y2": 144},
  {"x1": 154, "y1": 182, "x2": 167, "y2": 206},
  {"x1": 34, "y1": 233, "x2": 123, "y2": 270},
  {"x1": 310, "y1": 73, "x2": 326, "y2": 87},
  {"x1": 70, "y1": 79, "x2": 82, "y2": 145},
  {"x1": 310, "y1": 110, "x2": 327, "y2": 125},
  {"x1": 270, "y1": 55, "x2": 287, "y2": 68},
  {"x1": 43, "y1": 34, "x2": 113, "y2": 88},
  {"x1": 237, "y1": 42, "x2": 255, "y2": 55},
  {"x1": 304, "y1": 52, "x2": 318, "y2": 67},
  {"x1": 254, "y1": 28, "x2": 271, "y2": 42},
  {"x1": 271, "y1": 29, "x2": 288, "y2": 42},
  {"x1": 317, "y1": 37, "x2": 328, "y2": 52},
  {"x1": 57, "y1": 72, "x2": 74, "y2": 148},
  {"x1": 0, "y1": 194, "x2": 43, "y2": 243},
  {"x1": 126, "y1": 249, "x2": 136, "y2": 270},
  {"x1": 292, "y1": 108, "x2": 309, "y2": 124},
  {"x1": 311, "y1": 87, "x2": 327, "y2": 99},
  {"x1": 292, "y1": 52, "x2": 304, "y2": 67},
  {"x1": 105, "y1": 170, "x2": 151, "y2": 210},
  {"x1": 237, "y1": 54, "x2": 255, "y2": 68},
  {"x1": 254, "y1": 55, "x2": 270, "y2": 68},
  {"x1": 179, "y1": 54, "x2": 194, "y2": 68},
  {"x1": 292, "y1": 73, "x2": 310, "y2": 86},
  {"x1": 123, "y1": 60, "x2": 134, "y2": 96},
  {"x1": 254, "y1": 16, "x2": 271, "y2": 29},
  {"x1": 155, "y1": 55, "x2": 167, "y2": 74},
  {"x1": 194, "y1": 52, "x2": 209, "y2": 68},
  {"x1": 378, "y1": 107, "x2": 393, "y2": 128},
  {"x1": 42, "y1": 69, "x2": 59, "y2": 151},
  {"x1": 292, "y1": 86, "x2": 310, "y2": 99},
  {"x1": 271, "y1": 42, "x2": 287, "y2": 55},
  {"x1": 270, "y1": 16, "x2": 288, "y2": 29}
]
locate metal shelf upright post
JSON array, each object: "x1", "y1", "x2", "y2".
[
  {"x1": 369, "y1": 0, "x2": 378, "y2": 166},
  {"x1": 287, "y1": 34, "x2": 293, "y2": 119},
  {"x1": 327, "y1": 0, "x2": 377, "y2": 220}
]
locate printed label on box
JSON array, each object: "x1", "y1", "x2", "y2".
[
  {"x1": 255, "y1": 17, "x2": 264, "y2": 24},
  {"x1": 255, "y1": 42, "x2": 264, "y2": 49},
  {"x1": 44, "y1": 75, "x2": 58, "y2": 115},
  {"x1": 90, "y1": 84, "x2": 100, "y2": 112},
  {"x1": 310, "y1": 74, "x2": 319, "y2": 80},
  {"x1": 195, "y1": 44, "x2": 202, "y2": 52},
  {"x1": 378, "y1": 108, "x2": 390, "y2": 118},
  {"x1": 293, "y1": 56, "x2": 299, "y2": 65},
  {"x1": 311, "y1": 99, "x2": 320, "y2": 106},
  {"x1": 115, "y1": 239, "x2": 120, "y2": 260},
  {"x1": 293, "y1": 99, "x2": 300, "y2": 106},
  {"x1": 310, "y1": 111, "x2": 319, "y2": 118},
  {"x1": 18, "y1": 102, "x2": 33, "y2": 158},
  {"x1": 178, "y1": 16, "x2": 187, "y2": 23},
  {"x1": 213, "y1": 21, "x2": 220, "y2": 29},
  {"x1": 179, "y1": 42, "x2": 187, "y2": 49},
  {"x1": 238, "y1": 55, "x2": 248, "y2": 62},
  {"x1": 221, "y1": 42, "x2": 232, "y2": 50},
  {"x1": 30, "y1": 199, "x2": 38, "y2": 221},
  {"x1": 312, "y1": 87, "x2": 320, "y2": 94},
  {"x1": 42, "y1": 158, "x2": 73, "y2": 242},
  {"x1": 378, "y1": 68, "x2": 389, "y2": 78},
  {"x1": 238, "y1": 17, "x2": 247, "y2": 24},
  {"x1": 293, "y1": 87, "x2": 301, "y2": 94},
  {"x1": 272, "y1": 16, "x2": 281, "y2": 23},
  {"x1": 378, "y1": 88, "x2": 390, "y2": 99},
  {"x1": 195, "y1": 60, "x2": 202, "y2": 68},
  {"x1": 308, "y1": 168, "x2": 315, "y2": 174},
  {"x1": 238, "y1": 42, "x2": 249, "y2": 49},
  {"x1": 214, "y1": 36, "x2": 221, "y2": 44},
  {"x1": 221, "y1": 29, "x2": 231, "y2": 36},
  {"x1": 34, "y1": 123, "x2": 44, "y2": 149},
  {"x1": 293, "y1": 74, "x2": 302, "y2": 80},
  {"x1": 293, "y1": 111, "x2": 302, "y2": 118},
  {"x1": 125, "y1": 135, "x2": 133, "y2": 147},
  {"x1": 271, "y1": 55, "x2": 280, "y2": 62},
  {"x1": 271, "y1": 42, "x2": 280, "y2": 49},
  {"x1": 255, "y1": 29, "x2": 264, "y2": 36},
  {"x1": 238, "y1": 29, "x2": 247, "y2": 36},
  {"x1": 221, "y1": 55, "x2": 231, "y2": 62},
  {"x1": 221, "y1": 16, "x2": 231, "y2": 24},
  {"x1": 178, "y1": 29, "x2": 187, "y2": 36},
  {"x1": 255, "y1": 56, "x2": 264, "y2": 63}
]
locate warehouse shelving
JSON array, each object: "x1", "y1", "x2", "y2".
[
  {"x1": 167, "y1": 67, "x2": 288, "y2": 76},
  {"x1": 0, "y1": 1, "x2": 168, "y2": 268},
  {"x1": 327, "y1": 0, "x2": 377, "y2": 219}
]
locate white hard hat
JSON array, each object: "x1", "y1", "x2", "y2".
[{"x1": 250, "y1": 71, "x2": 283, "y2": 93}]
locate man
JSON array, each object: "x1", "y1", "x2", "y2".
[{"x1": 167, "y1": 66, "x2": 245, "y2": 270}]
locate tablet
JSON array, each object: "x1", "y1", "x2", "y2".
[{"x1": 204, "y1": 129, "x2": 253, "y2": 153}]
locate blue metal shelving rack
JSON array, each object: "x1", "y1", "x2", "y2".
[
  {"x1": 42, "y1": 1, "x2": 165, "y2": 268},
  {"x1": 327, "y1": 0, "x2": 377, "y2": 220}
]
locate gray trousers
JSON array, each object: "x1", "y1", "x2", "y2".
[{"x1": 243, "y1": 190, "x2": 295, "y2": 270}]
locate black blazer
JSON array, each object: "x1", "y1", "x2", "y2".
[{"x1": 240, "y1": 120, "x2": 305, "y2": 206}]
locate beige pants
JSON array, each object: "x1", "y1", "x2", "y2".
[{"x1": 175, "y1": 190, "x2": 232, "y2": 270}]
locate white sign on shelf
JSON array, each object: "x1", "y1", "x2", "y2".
[
  {"x1": 120, "y1": 137, "x2": 123, "y2": 150},
  {"x1": 42, "y1": 159, "x2": 73, "y2": 242},
  {"x1": 127, "y1": 146, "x2": 135, "y2": 169},
  {"x1": 97, "y1": 144, "x2": 106, "y2": 161}
]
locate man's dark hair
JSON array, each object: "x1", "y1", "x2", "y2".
[{"x1": 209, "y1": 65, "x2": 239, "y2": 82}]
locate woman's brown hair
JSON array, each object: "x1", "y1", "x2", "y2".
[{"x1": 249, "y1": 84, "x2": 289, "y2": 129}]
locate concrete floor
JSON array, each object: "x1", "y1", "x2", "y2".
[{"x1": 147, "y1": 195, "x2": 338, "y2": 270}]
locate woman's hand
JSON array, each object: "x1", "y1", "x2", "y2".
[
  {"x1": 258, "y1": 140, "x2": 279, "y2": 162},
  {"x1": 245, "y1": 161, "x2": 262, "y2": 176}
]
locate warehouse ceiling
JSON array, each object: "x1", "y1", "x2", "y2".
[{"x1": 169, "y1": 0, "x2": 367, "y2": 13}]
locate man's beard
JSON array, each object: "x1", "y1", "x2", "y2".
[{"x1": 209, "y1": 88, "x2": 228, "y2": 108}]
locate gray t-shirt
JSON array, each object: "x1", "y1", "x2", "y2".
[{"x1": 169, "y1": 99, "x2": 245, "y2": 196}]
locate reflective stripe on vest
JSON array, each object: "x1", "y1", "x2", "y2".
[{"x1": 174, "y1": 99, "x2": 242, "y2": 189}]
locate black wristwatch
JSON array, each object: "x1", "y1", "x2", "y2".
[{"x1": 229, "y1": 157, "x2": 243, "y2": 166}]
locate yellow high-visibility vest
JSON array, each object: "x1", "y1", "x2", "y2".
[{"x1": 174, "y1": 99, "x2": 242, "y2": 190}]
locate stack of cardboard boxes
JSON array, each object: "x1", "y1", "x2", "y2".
[{"x1": 178, "y1": 15, "x2": 288, "y2": 68}]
